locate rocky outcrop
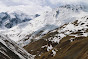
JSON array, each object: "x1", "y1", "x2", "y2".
[{"x1": 0, "y1": 34, "x2": 34, "y2": 59}]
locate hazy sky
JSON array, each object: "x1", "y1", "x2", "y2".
[
  {"x1": 0, "y1": 0, "x2": 87, "y2": 15},
  {"x1": 0, "y1": 0, "x2": 87, "y2": 6}
]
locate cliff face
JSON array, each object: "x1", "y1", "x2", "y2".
[
  {"x1": 0, "y1": 34, "x2": 34, "y2": 59},
  {"x1": 0, "y1": 42, "x2": 21, "y2": 59}
]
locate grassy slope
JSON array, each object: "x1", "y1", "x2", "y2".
[{"x1": 39, "y1": 36, "x2": 88, "y2": 59}]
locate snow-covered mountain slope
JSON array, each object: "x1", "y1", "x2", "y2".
[
  {"x1": 0, "y1": 34, "x2": 34, "y2": 59},
  {"x1": 0, "y1": 4, "x2": 86, "y2": 42},
  {"x1": 24, "y1": 13, "x2": 88, "y2": 59}
]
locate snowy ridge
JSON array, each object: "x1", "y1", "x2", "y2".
[{"x1": 48, "y1": 14, "x2": 88, "y2": 43}]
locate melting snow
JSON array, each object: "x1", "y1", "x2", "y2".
[
  {"x1": 52, "y1": 50, "x2": 56, "y2": 56},
  {"x1": 47, "y1": 45, "x2": 53, "y2": 51}
]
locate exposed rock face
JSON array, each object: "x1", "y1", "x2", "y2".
[
  {"x1": 0, "y1": 34, "x2": 34, "y2": 59},
  {"x1": 0, "y1": 12, "x2": 33, "y2": 28}
]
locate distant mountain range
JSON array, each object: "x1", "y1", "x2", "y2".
[{"x1": 0, "y1": 12, "x2": 40, "y2": 29}]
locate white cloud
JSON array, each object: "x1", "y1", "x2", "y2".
[
  {"x1": 0, "y1": 0, "x2": 52, "y2": 15},
  {"x1": 0, "y1": 0, "x2": 88, "y2": 15},
  {"x1": 1, "y1": 0, "x2": 88, "y2": 7},
  {"x1": 49, "y1": 0, "x2": 88, "y2": 4}
]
